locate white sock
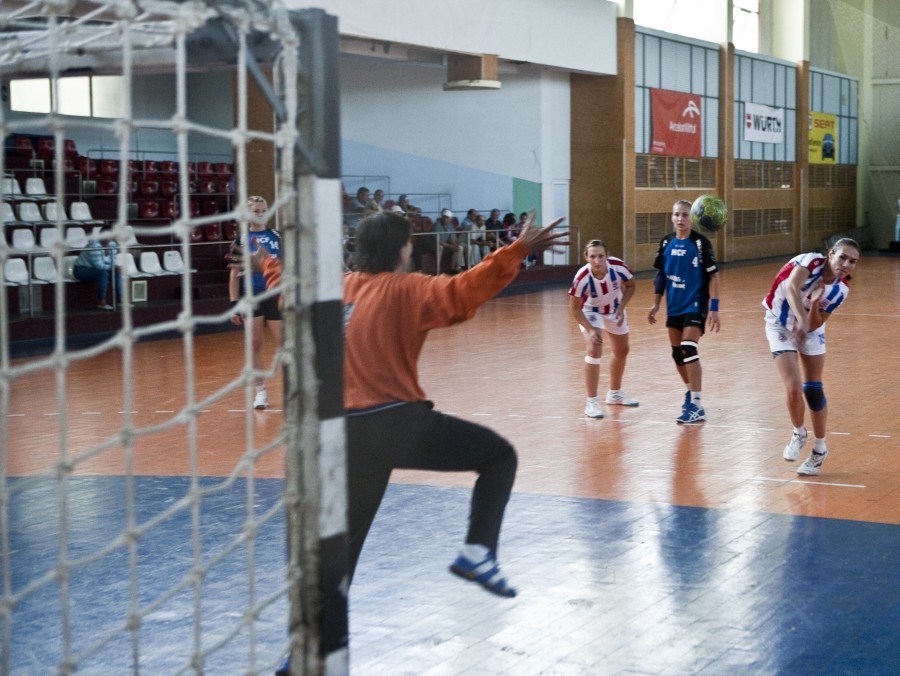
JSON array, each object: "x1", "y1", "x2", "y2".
[
  {"x1": 587, "y1": 396, "x2": 599, "y2": 403},
  {"x1": 813, "y1": 438, "x2": 827, "y2": 453},
  {"x1": 794, "y1": 426, "x2": 807, "y2": 437},
  {"x1": 691, "y1": 391, "x2": 702, "y2": 404},
  {"x1": 461, "y1": 543, "x2": 490, "y2": 562}
]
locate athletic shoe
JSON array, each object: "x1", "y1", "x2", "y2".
[
  {"x1": 783, "y1": 428, "x2": 808, "y2": 461},
  {"x1": 450, "y1": 551, "x2": 517, "y2": 598},
  {"x1": 98, "y1": 303, "x2": 114, "y2": 311},
  {"x1": 682, "y1": 390, "x2": 691, "y2": 413},
  {"x1": 605, "y1": 390, "x2": 639, "y2": 406},
  {"x1": 676, "y1": 402, "x2": 705, "y2": 424},
  {"x1": 253, "y1": 387, "x2": 268, "y2": 410},
  {"x1": 797, "y1": 448, "x2": 828, "y2": 476},
  {"x1": 584, "y1": 399, "x2": 604, "y2": 419}
]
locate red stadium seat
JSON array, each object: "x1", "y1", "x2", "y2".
[
  {"x1": 189, "y1": 227, "x2": 204, "y2": 243},
  {"x1": 159, "y1": 160, "x2": 177, "y2": 174},
  {"x1": 99, "y1": 159, "x2": 119, "y2": 177},
  {"x1": 142, "y1": 160, "x2": 158, "y2": 177},
  {"x1": 214, "y1": 162, "x2": 232, "y2": 174},
  {"x1": 14, "y1": 136, "x2": 34, "y2": 157},
  {"x1": 198, "y1": 176, "x2": 217, "y2": 194},
  {"x1": 138, "y1": 200, "x2": 160, "y2": 219},
  {"x1": 204, "y1": 223, "x2": 222, "y2": 241},
  {"x1": 36, "y1": 137, "x2": 54, "y2": 158},
  {"x1": 200, "y1": 200, "x2": 219, "y2": 216},
  {"x1": 96, "y1": 179, "x2": 118, "y2": 195},
  {"x1": 160, "y1": 200, "x2": 179, "y2": 221},
  {"x1": 77, "y1": 156, "x2": 97, "y2": 179},
  {"x1": 139, "y1": 180, "x2": 160, "y2": 198},
  {"x1": 218, "y1": 178, "x2": 234, "y2": 194},
  {"x1": 160, "y1": 180, "x2": 178, "y2": 198},
  {"x1": 196, "y1": 161, "x2": 213, "y2": 174},
  {"x1": 222, "y1": 220, "x2": 239, "y2": 241}
]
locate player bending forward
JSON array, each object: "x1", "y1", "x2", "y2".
[
  {"x1": 259, "y1": 209, "x2": 566, "y2": 597},
  {"x1": 763, "y1": 238, "x2": 860, "y2": 476},
  {"x1": 568, "y1": 239, "x2": 639, "y2": 418}
]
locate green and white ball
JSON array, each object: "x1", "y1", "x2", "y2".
[{"x1": 690, "y1": 195, "x2": 728, "y2": 232}]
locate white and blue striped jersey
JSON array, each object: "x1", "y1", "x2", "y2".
[
  {"x1": 762, "y1": 252, "x2": 850, "y2": 331},
  {"x1": 569, "y1": 257, "x2": 634, "y2": 315}
]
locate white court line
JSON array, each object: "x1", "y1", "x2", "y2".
[
  {"x1": 7, "y1": 413, "x2": 24, "y2": 417},
  {"x1": 754, "y1": 476, "x2": 866, "y2": 489},
  {"x1": 869, "y1": 434, "x2": 892, "y2": 438}
]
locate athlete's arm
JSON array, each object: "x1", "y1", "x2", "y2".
[
  {"x1": 806, "y1": 283, "x2": 829, "y2": 331},
  {"x1": 648, "y1": 269, "x2": 664, "y2": 325},
  {"x1": 706, "y1": 271, "x2": 721, "y2": 333},
  {"x1": 784, "y1": 264, "x2": 813, "y2": 333},
  {"x1": 617, "y1": 277, "x2": 636, "y2": 325},
  {"x1": 569, "y1": 294, "x2": 601, "y2": 343}
]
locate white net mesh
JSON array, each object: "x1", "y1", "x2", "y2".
[{"x1": 0, "y1": 1, "x2": 313, "y2": 672}]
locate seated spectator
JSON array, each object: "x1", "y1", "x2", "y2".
[
  {"x1": 484, "y1": 208, "x2": 503, "y2": 243},
  {"x1": 346, "y1": 187, "x2": 375, "y2": 234},
  {"x1": 460, "y1": 208, "x2": 478, "y2": 230},
  {"x1": 73, "y1": 237, "x2": 122, "y2": 310},
  {"x1": 500, "y1": 212, "x2": 518, "y2": 245},
  {"x1": 436, "y1": 208, "x2": 463, "y2": 274},
  {"x1": 396, "y1": 194, "x2": 422, "y2": 215},
  {"x1": 412, "y1": 214, "x2": 437, "y2": 274},
  {"x1": 368, "y1": 189, "x2": 385, "y2": 212},
  {"x1": 517, "y1": 211, "x2": 538, "y2": 268},
  {"x1": 467, "y1": 213, "x2": 495, "y2": 268}
]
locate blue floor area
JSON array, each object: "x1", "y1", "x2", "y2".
[{"x1": 6, "y1": 478, "x2": 900, "y2": 674}]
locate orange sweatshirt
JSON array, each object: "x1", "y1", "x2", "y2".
[{"x1": 261, "y1": 240, "x2": 529, "y2": 411}]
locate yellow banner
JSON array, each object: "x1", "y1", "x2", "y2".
[{"x1": 808, "y1": 112, "x2": 837, "y2": 164}]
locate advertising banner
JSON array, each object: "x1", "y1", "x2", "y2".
[
  {"x1": 808, "y1": 112, "x2": 837, "y2": 164},
  {"x1": 744, "y1": 102, "x2": 784, "y2": 144},
  {"x1": 650, "y1": 88, "x2": 702, "y2": 157}
]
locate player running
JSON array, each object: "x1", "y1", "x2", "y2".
[
  {"x1": 647, "y1": 199, "x2": 721, "y2": 424},
  {"x1": 568, "y1": 239, "x2": 639, "y2": 419},
  {"x1": 763, "y1": 238, "x2": 861, "y2": 476}
]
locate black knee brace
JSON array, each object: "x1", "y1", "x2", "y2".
[
  {"x1": 671, "y1": 344, "x2": 685, "y2": 366},
  {"x1": 680, "y1": 341, "x2": 699, "y2": 363},
  {"x1": 803, "y1": 381, "x2": 826, "y2": 411}
]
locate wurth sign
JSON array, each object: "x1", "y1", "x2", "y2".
[
  {"x1": 650, "y1": 88, "x2": 702, "y2": 157},
  {"x1": 744, "y1": 102, "x2": 784, "y2": 144}
]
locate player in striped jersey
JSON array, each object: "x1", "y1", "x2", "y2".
[
  {"x1": 568, "y1": 240, "x2": 639, "y2": 419},
  {"x1": 763, "y1": 238, "x2": 860, "y2": 475}
]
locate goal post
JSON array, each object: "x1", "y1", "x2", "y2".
[{"x1": 0, "y1": 2, "x2": 347, "y2": 674}]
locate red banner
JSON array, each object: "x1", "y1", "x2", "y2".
[{"x1": 650, "y1": 88, "x2": 702, "y2": 157}]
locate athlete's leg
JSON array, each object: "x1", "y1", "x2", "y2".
[
  {"x1": 251, "y1": 314, "x2": 266, "y2": 387},
  {"x1": 667, "y1": 326, "x2": 689, "y2": 386},
  {"x1": 606, "y1": 330, "x2": 630, "y2": 392},
  {"x1": 773, "y1": 351, "x2": 806, "y2": 429},
  {"x1": 681, "y1": 324, "x2": 704, "y2": 392},
  {"x1": 582, "y1": 328, "x2": 602, "y2": 398},
  {"x1": 799, "y1": 353, "x2": 827, "y2": 439}
]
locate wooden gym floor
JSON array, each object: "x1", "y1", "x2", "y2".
[{"x1": 5, "y1": 254, "x2": 900, "y2": 674}]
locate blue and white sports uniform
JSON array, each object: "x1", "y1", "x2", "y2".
[
  {"x1": 568, "y1": 258, "x2": 634, "y2": 334},
  {"x1": 237, "y1": 227, "x2": 281, "y2": 295},
  {"x1": 762, "y1": 252, "x2": 850, "y2": 355},
  {"x1": 652, "y1": 231, "x2": 719, "y2": 317}
]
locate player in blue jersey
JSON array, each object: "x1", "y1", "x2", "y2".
[
  {"x1": 229, "y1": 196, "x2": 282, "y2": 410},
  {"x1": 762, "y1": 239, "x2": 860, "y2": 475},
  {"x1": 647, "y1": 199, "x2": 720, "y2": 423}
]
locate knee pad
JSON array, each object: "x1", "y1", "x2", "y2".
[
  {"x1": 680, "y1": 341, "x2": 699, "y2": 363},
  {"x1": 584, "y1": 356, "x2": 602, "y2": 365},
  {"x1": 803, "y1": 381, "x2": 827, "y2": 411},
  {"x1": 671, "y1": 345, "x2": 685, "y2": 366}
]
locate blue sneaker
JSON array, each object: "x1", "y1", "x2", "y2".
[
  {"x1": 676, "y1": 402, "x2": 705, "y2": 424},
  {"x1": 682, "y1": 390, "x2": 691, "y2": 413},
  {"x1": 450, "y1": 551, "x2": 517, "y2": 598}
]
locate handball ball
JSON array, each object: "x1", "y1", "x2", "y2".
[{"x1": 690, "y1": 195, "x2": 728, "y2": 232}]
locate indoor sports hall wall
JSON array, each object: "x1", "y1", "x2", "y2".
[{"x1": 338, "y1": 56, "x2": 571, "y2": 222}]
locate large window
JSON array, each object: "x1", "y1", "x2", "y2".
[
  {"x1": 632, "y1": 0, "x2": 759, "y2": 53},
  {"x1": 9, "y1": 75, "x2": 123, "y2": 118}
]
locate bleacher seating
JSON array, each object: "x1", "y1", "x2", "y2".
[
  {"x1": 32, "y1": 256, "x2": 58, "y2": 283},
  {"x1": 4, "y1": 258, "x2": 30, "y2": 286}
]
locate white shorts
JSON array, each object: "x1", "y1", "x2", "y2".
[
  {"x1": 764, "y1": 319, "x2": 826, "y2": 356},
  {"x1": 580, "y1": 308, "x2": 629, "y2": 336}
]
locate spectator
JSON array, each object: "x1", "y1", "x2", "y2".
[
  {"x1": 396, "y1": 194, "x2": 422, "y2": 215},
  {"x1": 435, "y1": 208, "x2": 463, "y2": 274},
  {"x1": 346, "y1": 187, "x2": 374, "y2": 234},
  {"x1": 500, "y1": 212, "x2": 518, "y2": 245},
  {"x1": 484, "y1": 208, "x2": 503, "y2": 244},
  {"x1": 368, "y1": 189, "x2": 385, "y2": 212},
  {"x1": 73, "y1": 237, "x2": 121, "y2": 310},
  {"x1": 467, "y1": 213, "x2": 494, "y2": 268},
  {"x1": 517, "y1": 211, "x2": 538, "y2": 268},
  {"x1": 461, "y1": 208, "x2": 478, "y2": 230}
]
